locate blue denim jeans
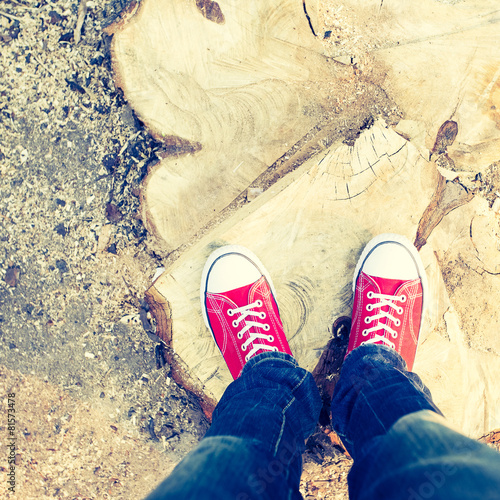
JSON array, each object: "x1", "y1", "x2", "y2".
[{"x1": 146, "y1": 345, "x2": 500, "y2": 500}]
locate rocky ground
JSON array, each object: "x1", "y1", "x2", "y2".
[{"x1": 0, "y1": 1, "x2": 352, "y2": 498}]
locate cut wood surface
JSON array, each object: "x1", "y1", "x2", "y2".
[
  {"x1": 148, "y1": 120, "x2": 433, "y2": 399},
  {"x1": 110, "y1": 0, "x2": 327, "y2": 250},
  {"x1": 110, "y1": 0, "x2": 400, "y2": 251},
  {"x1": 415, "y1": 196, "x2": 500, "y2": 438},
  {"x1": 323, "y1": 0, "x2": 500, "y2": 171},
  {"x1": 110, "y1": 0, "x2": 500, "y2": 436}
]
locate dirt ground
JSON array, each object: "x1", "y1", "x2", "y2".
[
  {"x1": 0, "y1": 1, "x2": 352, "y2": 498},
  {"x1": 0, "y1": 0, "x2": 211, "y2": 498}
]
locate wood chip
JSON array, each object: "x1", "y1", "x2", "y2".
[
  {"x1": 74, "y1": 0, "x2": 87, "y2": 45},
  {"x1": 5, "y1": 265, "x2": 20, "y2": 286},
  {"x1": 105, "y1": 203, "x2": 123, "y2": 223}
]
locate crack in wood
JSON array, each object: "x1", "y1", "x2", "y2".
[
  {"x1": 158, "y1": 113, "x2": 390, "y2": 268},
  {"x1": 468, "y1": 215, "x2": 500, "y2": 276},
  {"x1": 203, "y1": 367, "x2": 220, "y2": 384},
  {"x1": 312, "y1": 316, "x2": 350, "y2": 426},
  {"x1": 302, "y1": 0, "x2": 317, "y2": 37}
]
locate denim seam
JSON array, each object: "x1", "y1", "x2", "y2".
[
  {"x1": 290, "y1": 369, "x2": 308, "y2": 394},
  {"x1": 363, "y1": 393, "x2": 387, "y2": 432},
  {"x1": 273, "y1": 397, "x2": 295, "y2": 457}
]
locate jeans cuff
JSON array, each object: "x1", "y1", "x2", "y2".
[
  {"x1": 344, "y1": 343, "x2": 408, "y2": 371},
  {"x1": 241, "y1": 351, "x2": 298, "y2": 376}
]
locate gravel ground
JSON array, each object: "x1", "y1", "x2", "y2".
[{"x1": 0, "y1": 1, "x2": 208, "y2": 497}]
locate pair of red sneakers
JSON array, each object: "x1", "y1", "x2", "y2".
[{"x1": 200, "y1": 234, "x2": 427, "y2": 379}]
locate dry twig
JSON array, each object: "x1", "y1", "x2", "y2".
[
  {"x1": 0, "y1": 10, "x2": 23, "y2": 21},
  {"x1": 74, "y1": 0, "x2": 87, "y2": 44}
]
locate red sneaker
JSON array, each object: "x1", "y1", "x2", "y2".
[
  {"x1": 200, "y1": 245, "x2": 293, "y2": 379},
  {"x1": 346, "y1": 234, "x2": 428, "y2": 371}
]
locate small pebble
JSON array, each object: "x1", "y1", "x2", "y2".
[
  {"x1": 5, "y1": 265, "x2": 20, "y2": 286},
  {"x1": 107, "y1": 243, "x2": 117, "y2": 254},
  {"x1": 105, "y1": 202, "x2": 123, "y2": 223},
  {"x1": 55, "y1": 223, "x2": 67, "y2": 236},
  {"x1": 56, "y1": 259, "x2": 69, "y2": 273}
]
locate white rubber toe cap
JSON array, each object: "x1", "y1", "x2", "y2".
[
  {"x1": 352, "y1": 233, "x2": 428, "y2": 313},
  {"x1": 362, "y1": 242, "x2": 419, "y2": 280},
  {"x1": 206, "y1": 253, "x2": 262, "y2": 293}
]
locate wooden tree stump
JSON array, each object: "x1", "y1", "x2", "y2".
[
  {"x1": 108, "y1": 0, "x2": 401, "y2": 251},
  {"x1": 109, "y1": 0, "x2": 500, "y2": 435}
]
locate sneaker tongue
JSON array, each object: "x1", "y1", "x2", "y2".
[
  {"x1": 213, "y1": 280, "x2": 257, "y2": 306},
  {"x1": 364, "y1": 273, "x2": 410, "y2": 295}
]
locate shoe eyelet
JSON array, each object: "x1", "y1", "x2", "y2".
[
  {"x1": 256, "y1": 300, "x2": 263, "y2": 307},
  {"x1": 397, "y1": 307, "x2": 403, "y2": 315},
  {"x1": 263, "y1": 324, "x2": 270, "y2": 331},
  {"x1": 400, "y1": 295, "x2": 407, "y2": 303},
  {"x1": 237, "y1": 332, "x2": 243, "y2": 340},
  {"x1": 241, "y1": 344, "x2": 247, "y2": 352},
  {"x1": 232, "y1": 320, "x2": 238, "y2": 328},
  {"x1": 392, "y1": 333, "x2": 398, "y2": 339},
  {"x1": 268, "y1": 335, "x2": 274, "y2": 342},
  {"x1": 394, "y1": 319, "x2": 401, "y2": 327},
  {"x1": 366, "y1": 304, "x2": 373, "y2": 311},
  {"x1": 364, "y1": 316, "x2": 371, "y2": 324},
  {"x1": 367, "y1": 291, "x2": 374, "y2": 299},
  {"x1": 245, "y1": 354, "x2": 250, "y2": 362},
  {"x1": 259, "y1": 312, "x2": 266, "y2": 319},
  {"x1": 273, "y1": 347, "x2": 278, "y2": 352},
  {"x1": 227, "y1": 309, "x2": 234, "y2": 316},
  {"x1": 362, "y1": 329, "x2": 368, "y2": 336}
]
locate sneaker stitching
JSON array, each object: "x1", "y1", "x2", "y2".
[
  {"x1": 350, "y1": 274, "x2": 423, "y2": 361},
  {"x1": 208, "y1": 294, "x2": 246, "y2": 364},
  {"x1": 207, "y1": 277, "x2": 290, "y2": 375}
]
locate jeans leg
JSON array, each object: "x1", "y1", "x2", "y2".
[
  {"x1": 349, "y1": 409, "x2": 500, "y2": 500},
  {"x1": 331, "y1": 344, "x2": 500, "y2": 500},
  {"x1": 330, "y1": 343, "x2": 441, "y2": 460},
  {"x1": 146, "y1": 352, "x2": 322, "y2": 500}
]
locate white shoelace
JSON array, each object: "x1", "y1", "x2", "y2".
[
  {"x1": 362, "y1": 291, "x2": 407, "y2": 349},
  {"x1": 227, "y1": 300, "x2": 277, "y2": 362}
]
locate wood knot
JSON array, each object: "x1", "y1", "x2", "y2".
[
  {"x1": 431, "y1": 120, "x2": 458, "y2": 156},
  {"x1": 195, "y1": 0, "x2": 225, "y2": 24}
]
